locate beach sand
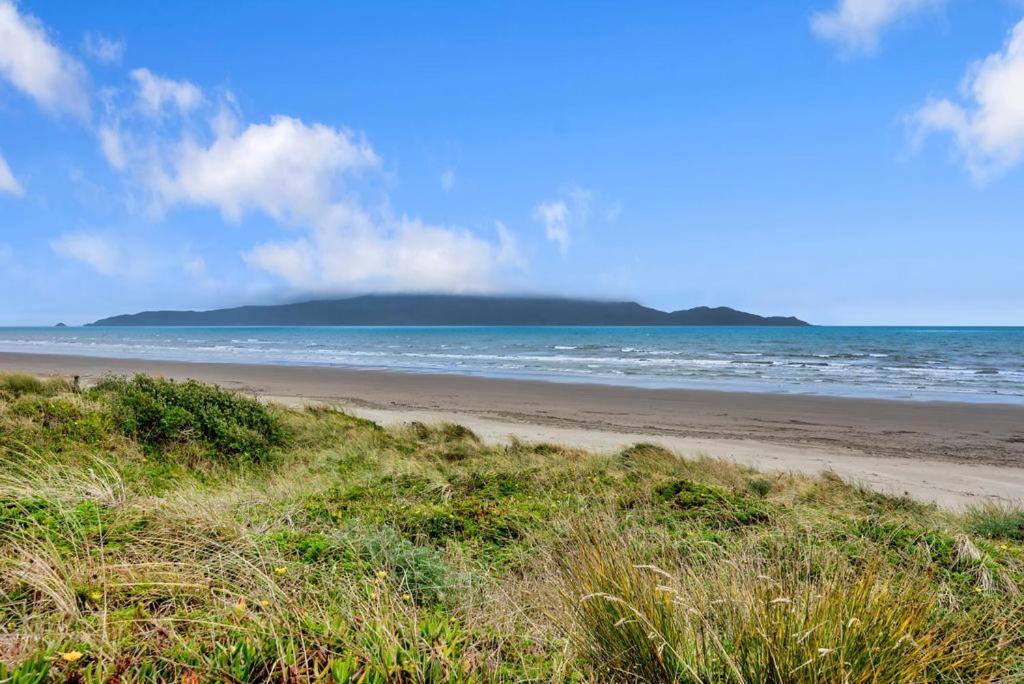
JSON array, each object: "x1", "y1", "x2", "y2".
[{"x1": 2, "y1": 351, "x2": 1023, "y2": 508}]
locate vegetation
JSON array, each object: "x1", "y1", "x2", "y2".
[
  {"x1": 92, "y1": 375, "x2": 288, "y2": 464},
  {"x1": 966, "y1": 501, "x2": 1024, "y2": 542},
  {"x1": 0, "y1": 373, "x2": 1022, "y2": 682}
]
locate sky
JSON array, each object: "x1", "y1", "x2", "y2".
[{"x1": 1, "y1": 0, "x2": 1023, "y2": 326}]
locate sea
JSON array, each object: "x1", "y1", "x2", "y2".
[{"x1": 0, "y1": 326, "x2": 1022, "y2": 404}]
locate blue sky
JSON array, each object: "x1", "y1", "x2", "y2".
[{"x1": 1, "y1": 0, "x2": 1022, "y2": 325}]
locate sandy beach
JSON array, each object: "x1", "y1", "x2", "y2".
[{"x1": 2, "y1": 351, "x2": 1023, "y2": 508}]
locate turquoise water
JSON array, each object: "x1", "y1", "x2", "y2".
[{"x1": 0, "y1": 326, "x2": 1022, "y2": 403}]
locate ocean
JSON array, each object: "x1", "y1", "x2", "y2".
[{"x1": 0, "y1": 326, "x2": 1022, "y2": 403}]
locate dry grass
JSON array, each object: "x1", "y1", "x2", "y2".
[
  {"x1": 0, "y1": 373, "x2": 74, "y2": 398},
  {"x1": 554, "y1": 524, "x2": 1016, "y2": 682}
]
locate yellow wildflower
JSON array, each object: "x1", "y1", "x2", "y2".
[
  {"x1": 999, "y1": 544, "x2": 1009, "y2": 550},
  {"x1": 89, "y1": 591, "x2": 102, "y2": 602},
  {"x1": 402, "y1": 593, "x2": 412, "y2": 601},
  {"x1": 60, "y1": 650, "x2": 83, "y2": 662},
  {"x1": 259, "y1": 599, "x2": 270, "y2": 607},
  {"x1": 376, "y1": 570, "x2": 387, "y2": 580},
  {"x1": 274, "y1": 566, "x2": 287, "y2": 575}
]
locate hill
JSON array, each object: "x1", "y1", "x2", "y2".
[{"x1": 89, "y1": 294, "x2": 810, "y2": 326}]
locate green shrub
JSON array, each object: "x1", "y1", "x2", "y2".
[
  {"x1": 91, "y1": 375, "x2": 287, "y2": 464},
  {"x1": 9, "y1": 396, "x2": 110, "y2": 443},
  {"x1": 746, "y1": 477, "x2": 772, "y2": 497},
  {"x1": 652, "y1": 478, "x2": 770, "y2": 527},
  {"x1": 268, "y1": 526, "x2": 471, "y2": 606},
  {"x1": 268, "y1": 529, "x2": 360, "y2": 565},
  {"x1": 358, "y1": 526, "x2": 472, "y2": 606}
]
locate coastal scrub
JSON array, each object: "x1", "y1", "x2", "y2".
[{"x1": 0, "y1": 373, "x2": 1021, "y2": 681}]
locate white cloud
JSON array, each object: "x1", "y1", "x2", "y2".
[
  {"x1": 124, "y1": 110, "x2": 522, "y2": 291},
  {"x1": 98, "y1": 123, "x2": 126, "y2": 170},
  {"x1": 533, "y1": 200, "x2": 569, "y2": 254},
  {"x1": 82, "y1": 32, "x2": 124, "y2": 64},
  {"x1": 912, "y1": 18, "x2": 1024, "y2": 180},
  {"x1": 153, "y1": 115, "x2": 380, "y2": 223},
  {"x1": 533, "y1": 184, "x2": 593, "y2": 254},
  {"x1": 51, "y1": 232, "x2": 122, "y2": 275},
  {"x1": 131, "y1": 68, "x2": 202, "y2": 116},
  {"x1": 0, "y1": 152, "x2": 23, "y2": 196},
  {"x1": 244, "y1": 216, "x2": 506, "y2": 292},
  {"x1": 0, "y1": 0, "x2": 89, "y2": 116},
  {"x1": 811, "y1": 0, "x2": 939, "y2": 54},
  {"x1": 95, "y1": 72, "x2": 209, "y2": 171},
  {"x1": 94, "y1": 64, "x2": 524, "y2": 292},
  {"x1": 440, "y1": 169, "x2": 456, "y2": 191}
]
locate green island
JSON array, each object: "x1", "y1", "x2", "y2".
[{"x1": 1, "y1": 373, "x2": 1022, "y2": 682}]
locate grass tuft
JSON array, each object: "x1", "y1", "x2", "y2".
[
  {"x1": 0, "y1": 373, "x2": 73, "y2": 398},
  {"x1": 966, "y1": 501, "x2": 1024, "y2": 541},
  {"x1": 556, "y1": 525, "x2": 1016, "y2": 682}
]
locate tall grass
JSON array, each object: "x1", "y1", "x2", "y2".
[
  {"x1": 555, "y1": 525, "x2": 1017, "y2": 683},
  {"x1": 0, "y1": 373, "x2": 73, "y2": 398},
  {"x1": 966, "y1": 501, "x2": 1024, "y2": 541}
]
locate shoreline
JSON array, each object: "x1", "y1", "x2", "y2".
[
  {"x1": 2, "y1": 345, "x2": 1022, "y2": 407},
  {"x1": 3, "y1": 325, "x2": 1022, "y2": 407},
  {"x1": 3, "y1": 351, "x2": 1024, "y2": 507}
]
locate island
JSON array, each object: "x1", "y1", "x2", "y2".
[{"x1": 88, "y1": 294, "x2": 810, "y2": 327}]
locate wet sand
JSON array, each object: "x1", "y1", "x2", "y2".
[{"x1": 3, "y1": 351, "x2": 1023, "y2": 507}]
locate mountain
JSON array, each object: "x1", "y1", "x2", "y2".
[{"x1": 88, "y1": 295, "x2": 809, "y2": 327}]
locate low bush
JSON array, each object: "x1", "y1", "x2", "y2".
[
  {"x1": 91, "y1": 375, "x2": 287, "y2": 464},
  {"x1": 652, "y1": 478, "x2": 771, "y2": 527},
  {"x1": 357, "y1": 525, "x2": 473, "y2": 606}
]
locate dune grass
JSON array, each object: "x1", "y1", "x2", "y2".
[
  {"x1": 0, "y1": 372, "x2": 1022, "y2": 681},
  {"x1": 966, "y1": 501, "x2": 1024, "y2": 542},
  {"x1": 0, "y1": 373, "x2": 73, "y2": 398}
]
